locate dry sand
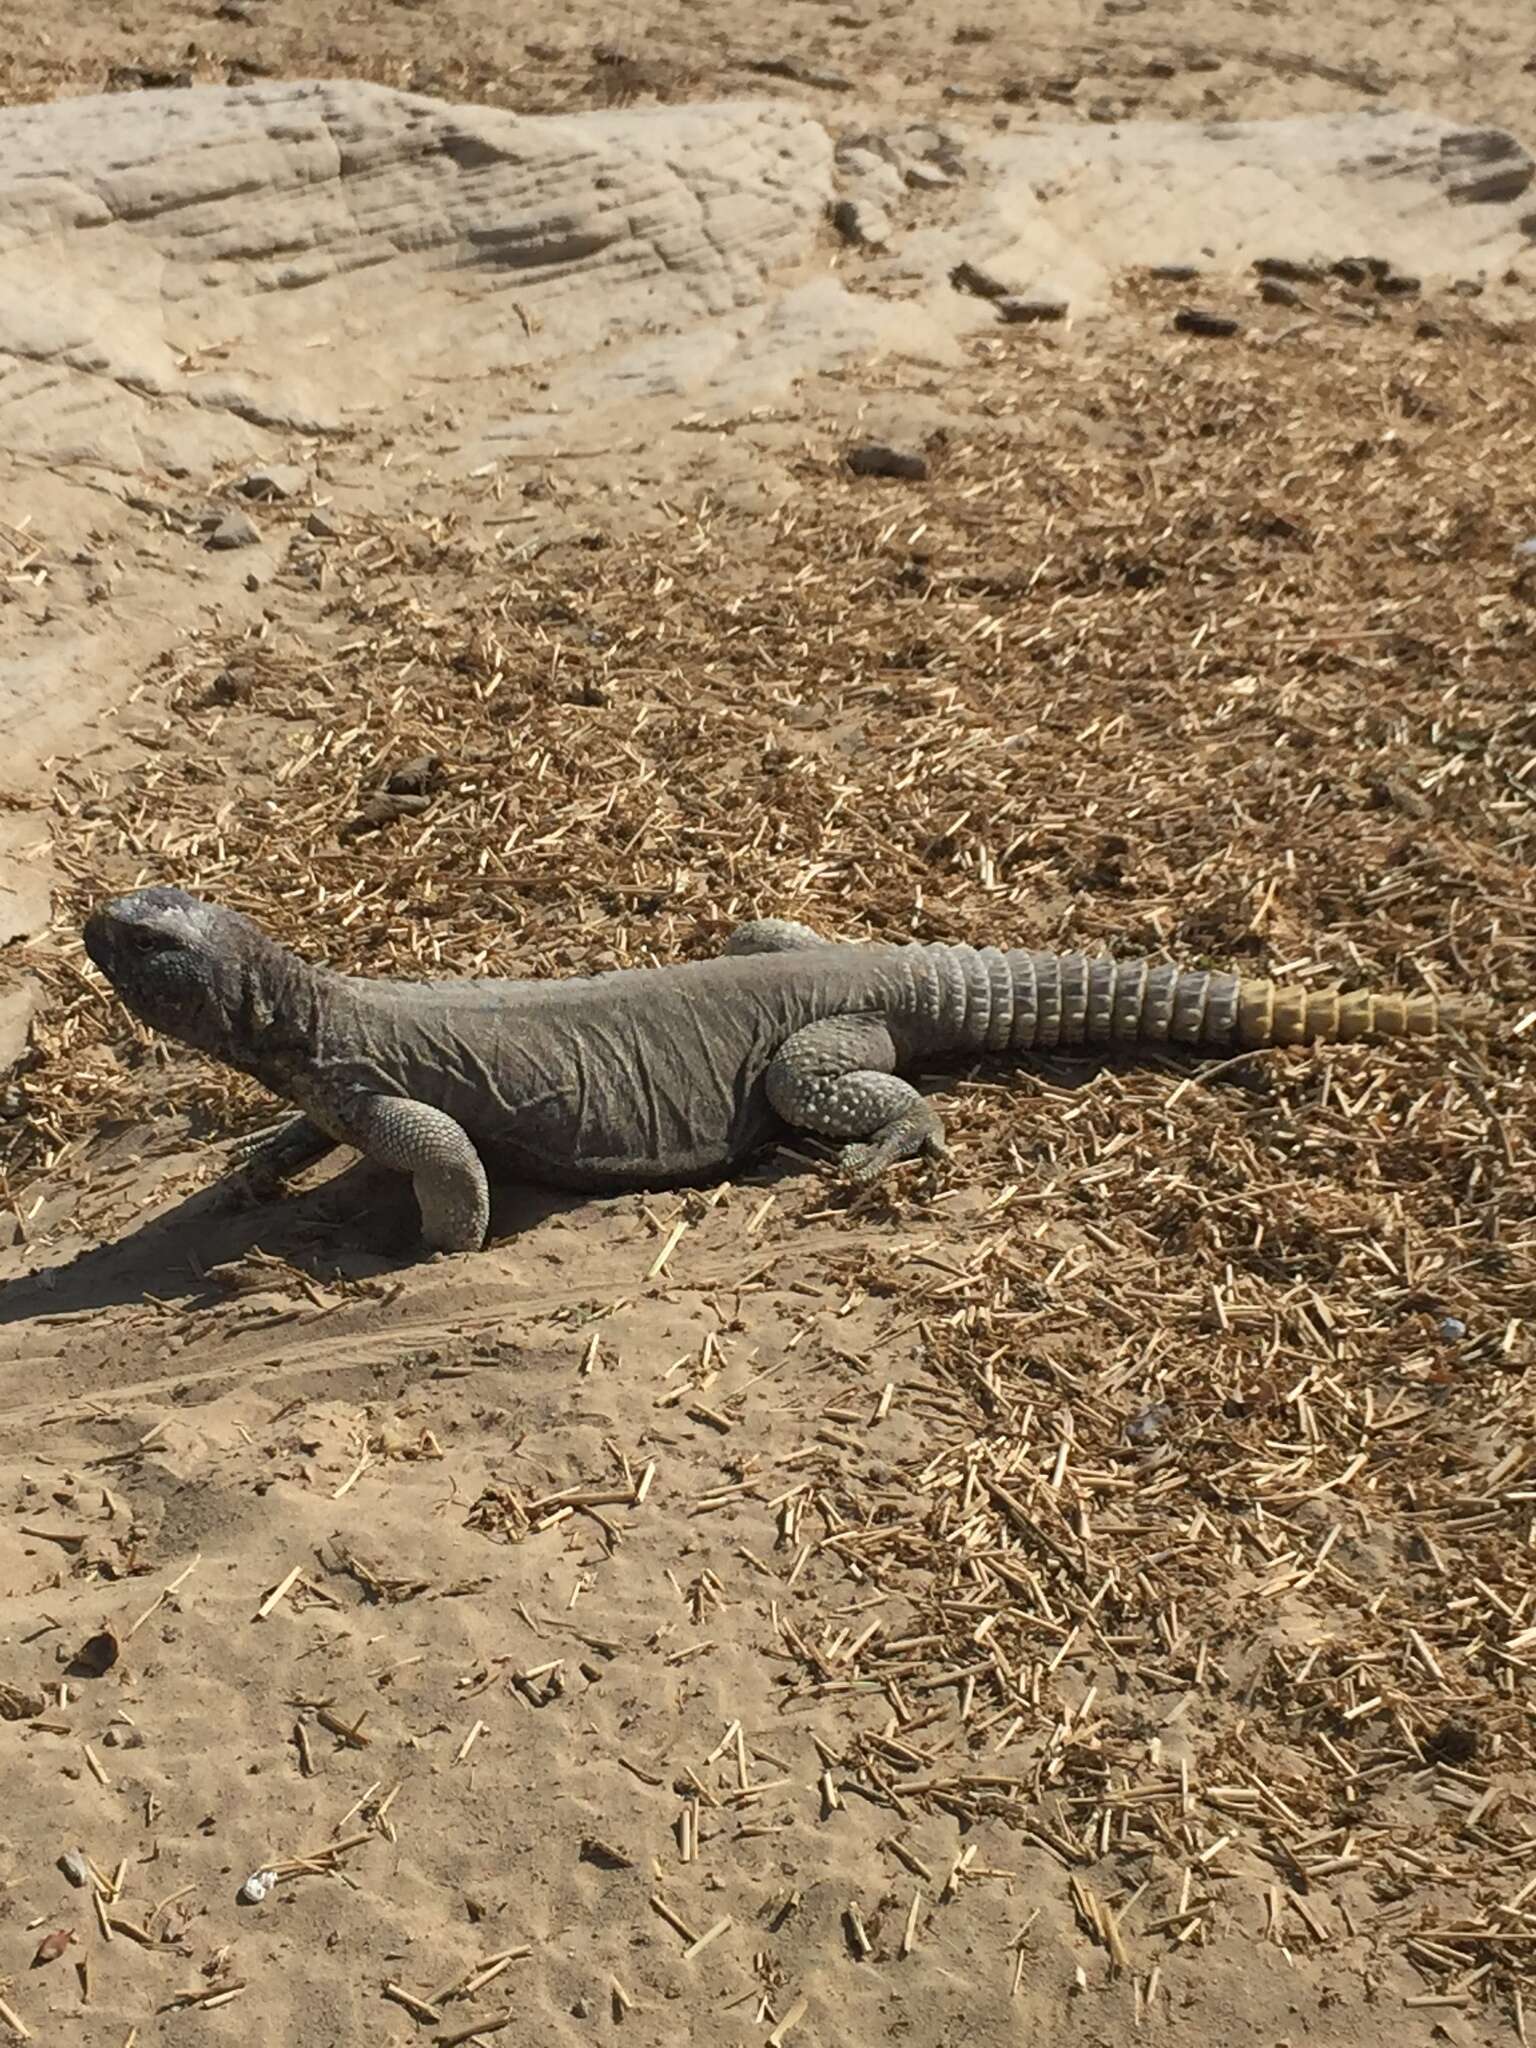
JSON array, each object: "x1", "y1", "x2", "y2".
[{"x1": 1, "y1": 2, "x2": 1534, "y2": 2045}]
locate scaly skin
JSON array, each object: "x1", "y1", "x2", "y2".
[{"x1": 82, "y1": 889, "x2": 1471, "y2": 1255}]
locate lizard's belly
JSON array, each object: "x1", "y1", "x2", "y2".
[
  {"x1": 469, "y1": 1075, "x2": 785, "y2": 1192},
  {"x1": 371, "y1": 1020, "x2": 789, "y2": 1193}
]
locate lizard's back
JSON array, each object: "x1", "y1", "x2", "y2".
[{"x1": 321, "y1": 945, "x2": 886, "y2": 1190}]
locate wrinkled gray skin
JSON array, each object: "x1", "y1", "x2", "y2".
[{"x1": 84, "y1": 886, "x2": 1259, "y2": 1255}]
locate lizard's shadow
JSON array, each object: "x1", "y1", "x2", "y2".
[
  {"x1": 3, "y1": 1054, "x2": 1254, "y2": 1330},
  {"x1": 0, "y1": 1159, "x2": 587, "y2": 1328}
]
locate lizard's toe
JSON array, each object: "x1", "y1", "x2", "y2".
[
  {"x1": 839, "y1": 1126, "x2": 947, "y2": 1183},
  {"x1": 839, "y1": 1142, "x2": 886, "y2": 1183}
]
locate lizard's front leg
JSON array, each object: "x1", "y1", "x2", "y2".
[
  {"x1": 320, "y1": 1092, "x2": 491, "y2": 1253},
  {"x1": 765, "y1": 1015, "x2": 948, "y2": 1181}
]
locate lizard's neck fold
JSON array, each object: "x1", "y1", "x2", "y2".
[{"x1": 225, "y1": 936, "x2": 331, "y2": 1088}]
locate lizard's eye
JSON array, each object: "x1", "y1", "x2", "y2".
[{"x1": 128, "y1": 926, "x2": 166, "y2": 954}]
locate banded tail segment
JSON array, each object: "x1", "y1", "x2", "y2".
[{"x1": 902, "y1": 945, "x2": 1465, "y2": 1055}]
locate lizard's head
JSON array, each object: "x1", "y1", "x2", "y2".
[{"x1": 83, "y1": 886, "x2": 288, "y2": 1059}]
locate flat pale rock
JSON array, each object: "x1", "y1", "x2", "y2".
[
  {"x1": 0, "y1": 81, "x2": 833, "y2": 469},
  {"x1": 895, "y1": 110, "x2": 1535, "y2": 318}
]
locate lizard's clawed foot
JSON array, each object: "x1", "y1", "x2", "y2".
[
  {"x1": 228, "y1": 1122, "x2": 290, "y2": 1171},
  {"x1": 839, "y1": 1111, "x2": 949, "y2": 1184},
  {"x1": 227, "y1": 1113, "x2": 337, "y2": 1185}
]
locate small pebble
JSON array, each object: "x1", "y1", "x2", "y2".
[
  {"x1": 58, "y1": 1851, "x2": 89, "y2": 1888},
  {"x1": 996, "y1": 293, "x2": 1069, "y2": 324},
  {"x1": 1438, "y1": 1316, "x2": 1467, "y2": 1344},
  {"x1": 108, "y1": 63, "x2": 193, "y2": 90},
  {"x1": 829, "y1": 196, "x2": 892, "y2": 249},
  {"x1": 237, "y1": 463, "x2": 307, "y2": 502},
  {"x1": 949, "y1": 258, "x2": 1013, "y2": 300},
  {"x1": 68, "y1": 1626, "x2": 120, "y2": 1677},
  {"x1": 1148, "y1": 262, "x2": 1200, "y2": 282},
  {"x1": 206, "y1": 510, "x2": 260, "y2": 551},
  {"x1": 1258, "y1": 278, "x2": 1304, "y2": 307},
  {"x1": 1125, "y1": 1403, "x2": 1170, "y2": 1444},
  {"x1": 835, "y1": 141, "x2": 890, "y2": 174},
  {"x1": 841, "y1": 157, "x2": 905, "y2": 205},
  {"x1": 1174, "y1": 307, "x2": 1241, "y2": 338},
  {"x1": 838, "y1": 128, "x2": 900, "y2": 162},
  {"x1": 744, "y1": 54, "x2": 851, "y2": 91},
  {"x1": 237, "y1": 1868, "x2": 278, "y2": 1905},
  {"x1": 341, "y1": 791, "x2": 433, "y2": 836},
  {"x1": 902, "y1": 124, "x2": 949, "y2": 158},
  {"x1": 1254, "y1": 256, "x2": 1323, "y2": 284},
  {"x1": 846, "y1": 441, "x2": 928, "y2": 481},
  {"x1": 386, "y1": 754, "x2": 443, "y2": 796}
]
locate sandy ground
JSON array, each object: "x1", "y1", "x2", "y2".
[
  {"x1": 1, "y1": 3, "x2": 1535, "y2": 2047},
  {"x1": 3, "y1": 0, "x2": 1536, "y2": 134}
]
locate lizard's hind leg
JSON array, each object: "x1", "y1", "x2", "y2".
[{"x1": 766, "y1": 1015, "x2": 947, "y2": 1182}]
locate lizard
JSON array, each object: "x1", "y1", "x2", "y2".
[{"x1": 82, "y1": 886, "x2": 1473, "y2": 1256}]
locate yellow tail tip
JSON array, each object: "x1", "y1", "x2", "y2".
[{"x1": 1236, "y1": 980, "x2": 1487, "y2": 1047}]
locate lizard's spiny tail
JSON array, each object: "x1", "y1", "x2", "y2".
[{"x1": 905, "y1": 946, "x2": 1470, "y2": 1055}]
